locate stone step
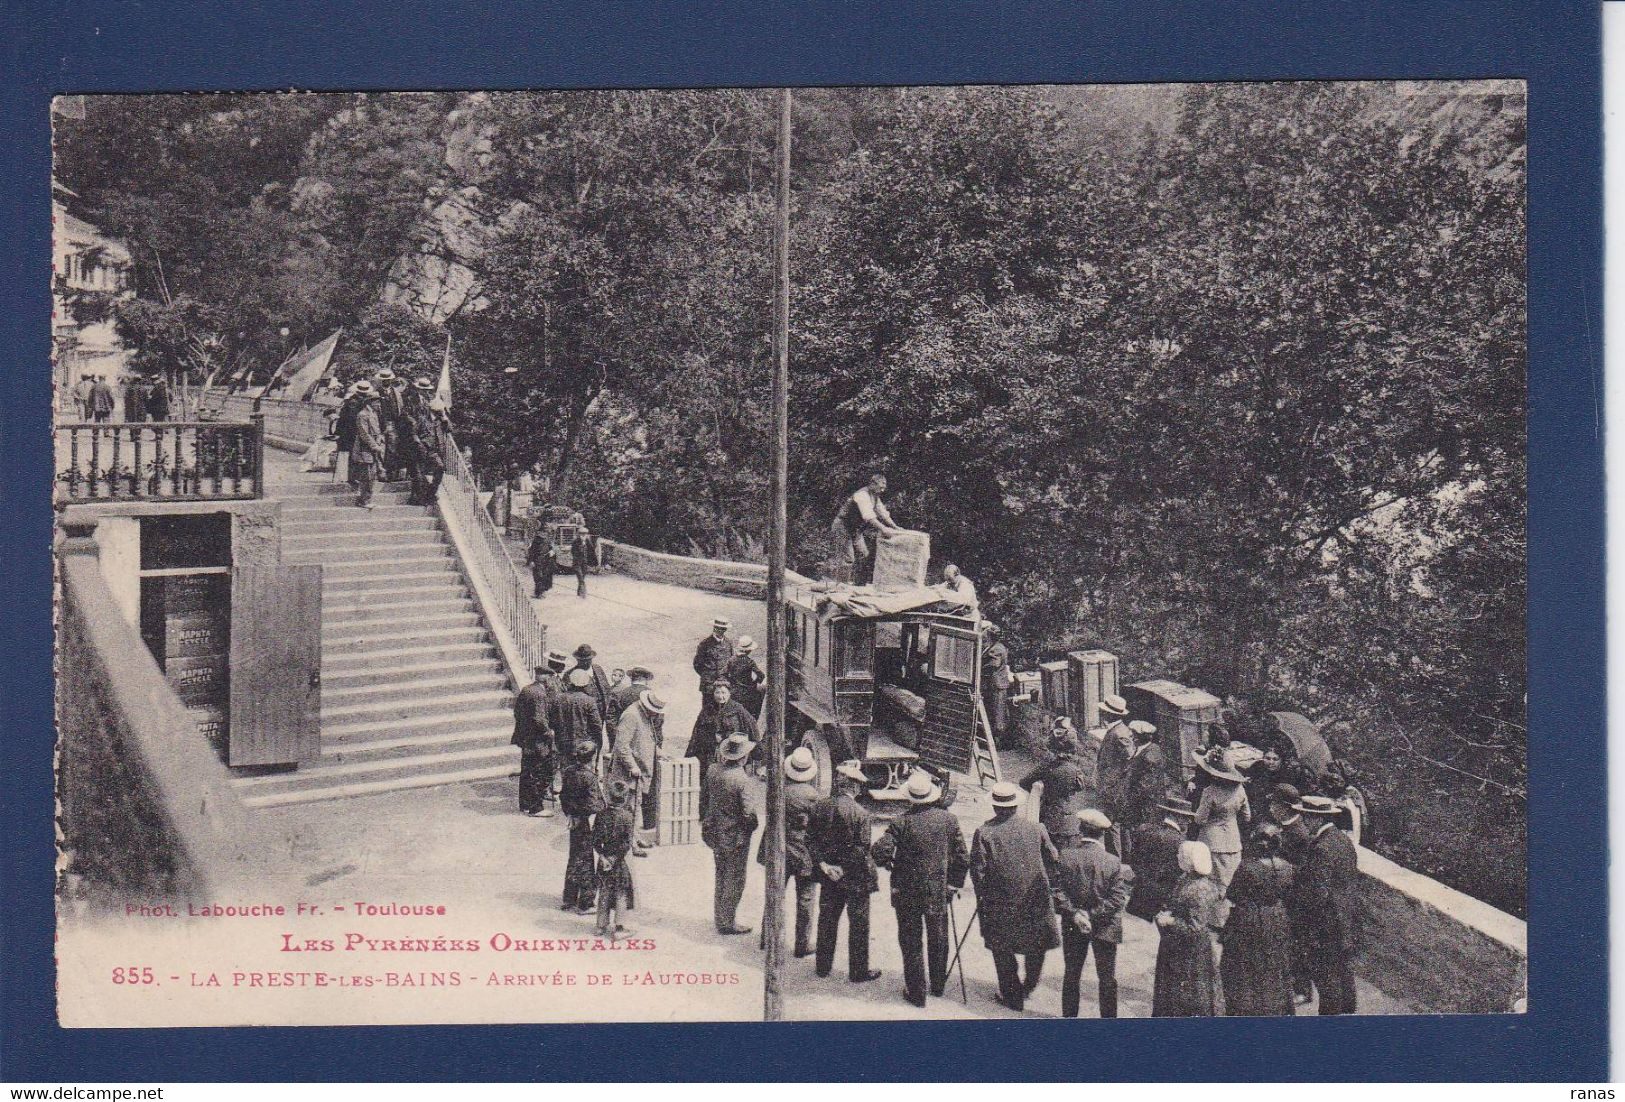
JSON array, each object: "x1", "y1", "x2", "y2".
[
  {"x1": 324, "y1": 623, "x2": 490, "y2": 656},
  {"x1": 322, "y1": 653, "x2": 504, "y2": 691},
  {"x1": 278, "y1": 503, "x2": 430, "y2": 522},
  {"x1": 322, "y1": 670, "x2": 505, "y2": 709},
  {"x1": 236, "y1": 759, "x2": 520, "y2": 809},
  {"x1": 322, "y1": 688, "x2": 510, "y2": 725},
  {"x1": 312, "y1": 728, "x2": 514, "y2": 767},
  {"x1": 282, "y1": 513, "x2": 440, "y2": 536},
  {"x1": 323, "y1": 596, "x2": 473, "y2": 623},
  {"x1": 290, "y1": 480, "x2": 413, "y2": 498},
  {"x1": 325, "y1": 610, "x2": 482, "y2": 642},
  {"x1": 324, "y1": 569, "x2": 463, "y2": 595},
  {"x1": 323, "y1": 641, "x2": 499, "y2": 673},
  {"x1": 320, "y1": 554, "x2": 456, "y2": 580},
  {"x1": 319, "y1": 706, "x2": 514, "y2": 743},
  {"x1": 284, "y1": 530, "x2": 447, "y2": 555}
]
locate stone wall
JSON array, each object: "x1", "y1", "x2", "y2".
[{"x1": 597, "y1": 538, "x2": 776, "y2": 600}]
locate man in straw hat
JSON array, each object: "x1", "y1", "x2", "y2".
[
  {"x1": 809, "y1": 760, "x2": 882, "y2": 983},
  {"x1": 725, "y1": 635, "x2": 766, "y2": 724},
  {"x1": 755, "y1": 747, "x2": 822, "y2": 957},
  {"x1": 511, "y1": 663, "x2": 558, "y2": 817},
  {"x1": 403, "y1": 375, "x2": 447, "y2": 505},
  {"x1": 1052, "y1": 808, "x2": 1134, "y2": 1018},
  {"x1": 1290, "y1": 794, "x2": 1360, "y2": 1014},
  {"x1": 372, "y1": 367, "x2": 408, "y2": 480},
  {"x1": 348, "y1": 379, "x2": 385, "y2": 509},
  {"x1": 610, "y1": 690, "x2": 666, "y2": 854},
  {"x1": 1128, "y1": 794, "x2": 1196, "y2": 921},
  {"x1": 701, "y1": 733, "x2": 759, "y2": 935},
  {"x1": 1094, "y1": 694, "x2": 1134, "y2": 818},
  {"x1": 872, "y1": 770, "x2": 968, "y2": 1007},
  {"x1": 1118, "y1": 719, "x2": 1166, "y2": 860},
  {"x1": 693, "y1": 616, "x2": 735, "y2": 697},
  {"x1": 970, "y1": 782, "x2": 1061, "y2": 1012}
]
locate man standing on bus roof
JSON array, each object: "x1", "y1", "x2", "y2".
[{"x1": 831, "y1": 473, "x2": 902, "y2": 585}]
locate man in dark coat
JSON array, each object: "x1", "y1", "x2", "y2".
[
  {"x1": 373, "y1": 368, "x2": 408, "y2": 480},
  {"x1": 1119, "y1": 720, "x2": 1168, "y2": 858},
  {"x1": 571, "y1": 528, "x2": 593, "y2": 598},
  {"x1": 725, "y1": 636, "x2": 766, "y2": 723},
  {"x1": 559, "y1": 740, "x2": 606, "y2": 913},
  {"x1": 349, "y1": 381, "x2": 386, "y2": 509},
  {"x1": 526, "y1": 527, "x2": 557, "y2": 599},
  {"x1": 1266, "y1": 782, "x2": 1315, "y2": 1003},
  {"x1": 1095, "y1": 694, "x2": 1134, "y2": 820},
  {"x1": 755, "y1": 746, "x2": 822, "y2": 957},
  {"x1": 402, "y1": 379, "x2": 447, "y2": 505},
  {"x1": 570, "y1": 643, "x2": 615, "y2": 727},
  {"x1": 693, "y1": 617, "x2": 735, "y2": 696},
  {"x1": 1052, "y1": 808, "x2": 1134, "y2": 1017},
  {"x1": 87, "y1": 377, "x2": 115, "y2": 423},
  {"x1": 335, "y1": 385, "x2": 363, "y2": 485},
  {"x1": 122, "y1": 377, "x2": 146, "y2": 423},
  {"x1": 1292, "y1": 795, "x2": 1361, "y2": 1014},
  {"x1": 550, "y1": 667, "x2": 606, "y2": 763},
  {"x1": 810, "y1": 760, "x2": 882, "y2": 983},
  {"x1": 608, "y1": 667, "x2": 656, "y2": 728},
  {"x1": 144, "y1": 375, "x2": 171, "y2": 421},
  {"x1": 1127, "y1": 796, "x2": 1196, "y2": 921},
  {"x1": 1018, "y1": 725, "x2": 1093, "y2": 842},
  {"x1": 510, "y1": 664, "x2": 557, "y2": 817},
  {"x1": 701, "y1": 734, "x2": 759, "y2": 935},
  {"x1": 872, "y1": 771, "x2": 969, "y2": 1007},
  {"x1": 969, "y1": 782, "x2": 1061, "y2": 1012},
  {"x1": 688, "y1": 683, "x2": 759, "y2": 818}
]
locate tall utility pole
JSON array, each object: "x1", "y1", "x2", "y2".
[{"x1": 763, "y1": 86, "x2": 792, "y2": 1023}]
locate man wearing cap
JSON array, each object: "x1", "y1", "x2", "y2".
[
  {"x1": 559, "y1": 740, "x2": 606, "y2": 913},
  {"x1": 1291, "y1": 795, "x2": 1360, "y2": 1014},
  {"x1": 1128, "y1": 795, "x2": 1196, "y2": 921},
  {"x1": 970, "y1": 782, "x2": 1062, "y2": 1012},
  {"x1": 809, "y1": 761, "x2": 882, "y2": 983},
  {"x1": 403, "y1": 376, "x2": 447, "y2": 505},
  {"x1": 608, "y1": 666, "x2": 657, "y2": 727},
  {"x1": 1118, "y1": 720, "x2": 1167, "y2": 859},
  {"x1": 980, "y1": 625, "x2": 1012, "y2": 746},
  {"x1": 755, "y1": 747, "x2": 822, "y2": 958},
  {"x1": 610, "y1": 690, "x2": 666, "y2": 854},
  {"x1": 349, "y1": 380, "x2": 386, "y2": 509},
  {"x1": 725, "y1": 636, "x2": 766, "y2": 724},
  {"x1": 1095, "y1": 695, "x2": 1134, "y2": 821},
  {"x1": 571, "y1": 527, "x2": 593, "y2": 598},
  {"x1": 570, "y1": 644, "x2": 615, "y2": 726},
  {"x1": 511, "y1": 665, "x2": 558, "y2": 817},
  {"x1": 1052, "y1": 808, "x2": 1134, "y2": 1017},
  {"x1": 872, "y1": 771, "x2": 969, "y2": 1007},
  {"x1": 693, "y1": 618, "x2": 735, "y2": 696},
  {"x1": 701, "y1": 733, "x2": 760, "y2": 935},
  {"x1": 593, "y1": 778, "x2": 638, "y2": 938},
  {"x1": 1019, "y1": 725, "x2": 1094, "y2": 843},
  {"x1": 550, "y1": 667, "x2": 606, "y2": 765}
]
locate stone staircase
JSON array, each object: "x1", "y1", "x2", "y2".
[{"x1": 229, "y1": 472, "x2": 519, "y2": 808}]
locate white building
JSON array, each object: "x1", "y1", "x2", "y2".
[{"x1": 53, "y1": 181, "x2": 134, "y2": 416}]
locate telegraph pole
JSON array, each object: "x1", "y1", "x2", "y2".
[{"x1": 763, "y1": 86, "x2": 792, "y2": 1023}]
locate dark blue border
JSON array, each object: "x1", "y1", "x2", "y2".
[{"x1": 0, "y1": 0, "x2": 1604, "y2": 1082}]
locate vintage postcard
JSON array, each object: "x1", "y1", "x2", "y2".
[{"x1": 51, "y1": 81, "x2": 1527, "y2": 1027}]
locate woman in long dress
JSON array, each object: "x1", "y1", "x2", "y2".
[
  {"x1": 1193, "y1": 747, "x2": 1250, "y2": 888},
  {"x1": 1220, "y1": 823, "x2": 1297, "y2": 1016},
  {"x1": 1152, "y1": 841, "x2": 1226, "y2": 1017}
]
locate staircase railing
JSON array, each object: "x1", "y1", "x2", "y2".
[{"x1": 437, "y1": 433, "x2": 546, "y2": 681}]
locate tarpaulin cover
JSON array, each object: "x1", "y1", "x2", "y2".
[{"x1": 812, "y1": 584, "x2": 952, "y2": 620}]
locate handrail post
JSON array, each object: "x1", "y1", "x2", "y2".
[{"x1": 250, "y1": 414, "x2": 267, "y2": 499}]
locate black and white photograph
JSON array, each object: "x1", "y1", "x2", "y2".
[{"x1": 50, "y1": 80, "x2": 1527, "y2": 1025}]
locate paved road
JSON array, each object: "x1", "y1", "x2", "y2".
[{"x1": 178, "y1": 570, "x2": 1410, "y2": 1025}]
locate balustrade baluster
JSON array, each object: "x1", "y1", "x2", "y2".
[
  {"x1": 111, "y1": 428, "x2": 121, "y2": 497},
  {"x1": 89, "y1": 428, "x2": 101, "y2": 499},
  {"x1": 173, "y1": 426, "x2": 183, "y2": 495},
  {"x1": 132, "y1": 428, "x2": 143, "y2": 495},
  {"x1": 69, "y1": 428, "x2": 80, "y2": 498}
]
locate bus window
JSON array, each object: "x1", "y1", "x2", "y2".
[
  {"x1": 837, "y1": 624, "x2": 872, "y2": 674},
  {"x1": 930, "y1": 632, "x2": 976, "y2": 684}
]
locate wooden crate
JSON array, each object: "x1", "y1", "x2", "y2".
[
  {"x1": 658, "y1": 756, "x2": 702, "y2": 846},
  {"x1": 1038, "y1": 660, "x2": 1071, "y2": 717},
  {"x1": 1125, "y1": 678, "x2": 1222, "y2": 790},
  {"x1": 1067, "y1": 649, "x2": 1120, "y2": 732}
]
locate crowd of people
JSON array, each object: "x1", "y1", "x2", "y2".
[
  {"x1": 331, "y1": 367, "x2": 450, "y2": 509},
  {"x1": 68, "y1": 372, "x2": 171, "y2": 423}
]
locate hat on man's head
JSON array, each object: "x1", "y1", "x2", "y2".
[
  {"x1": 375, "y1": 368, "x2": 396, "y2": 381},
  {"x1": 1270, "y1": 783, "x2": 1303, "y2": 806},
  {"x1": 902, "y1": 770, "x2": 943, "y2": 805},
  {"x1": 711, "y1": 617, "x2": 732, "y2": 631},
  {"x1": 1099, "y1": 694, "x2": 1129, "y2": 717},
  {"x1": 1178, "y1": 840, "x2": 1214, "y2": 878},
  {"x1": 573, "y1": 643, "x2": 596, "y2": 660},
  {"x1": 545, "y1": 650, "x2": 569, "y2": 672},
  {"x1": 639, "y1": 690, "x2": 666, "y2": 715},
  {"x1": 626, "y1": 666, "x2": 655, "y2": 681},
  {"x1": 989, "y1": 781, "x2": 1023, "y2": 809},
  {"x1": 413, "y1": 376, "x2": 434, "y2": 391},
  {"x1": 835, "y1": 760, "x2": 867, "y2": 784},
  {"x1": 1159, "y1": 794, "x2": 1197, "y2": 818},
  {"x1": 736, "y1": 635, "x2": 756, "y2": 654},
  {"x1": 1128, "y1": 719, "x2": 1158, "y2": 737},
  {"x1": 1077, "y1": 808, "x2": 1112, "y2": 832},
  {"x1": 351, "y1": 379, "x2": 376, "y2": 395},
  {"x1": 784, "y1": 747, "x2": 818, "y2": 783},
  {"x1": 717, "y1": 733, "x2": 756, "y2": 763},
  {"x1": 573, "y1": 739, "x2": 597, "y2": 760},
  {"x1": 567, "y1": 668, "x2": 593, "y2": 689},
  {"x1": 1294, "y1": 795, "x2": 1341, "y2": 817}
]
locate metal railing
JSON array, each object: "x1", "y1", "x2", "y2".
[
  {"x1": 438, "y1": 432, "x2": 547, "y2": 678},
  {"x1": 55, "y1": 419, "x2": 265, "y2": 504}
]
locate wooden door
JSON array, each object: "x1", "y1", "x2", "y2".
[
  {"x1": 229, "y1": 562, "x2": 322, "y2": 766},
  {"x1": 917, "y1": 622, "x2": 980, "y2": 775}
]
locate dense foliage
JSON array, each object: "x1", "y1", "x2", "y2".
[{"x1": 55, "y1": 84, "x2": 1527, "y2": 911}]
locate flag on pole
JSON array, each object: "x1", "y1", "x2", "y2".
[{"x1": 435, "y1": 331, "x2": 453, "y2": 409}]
